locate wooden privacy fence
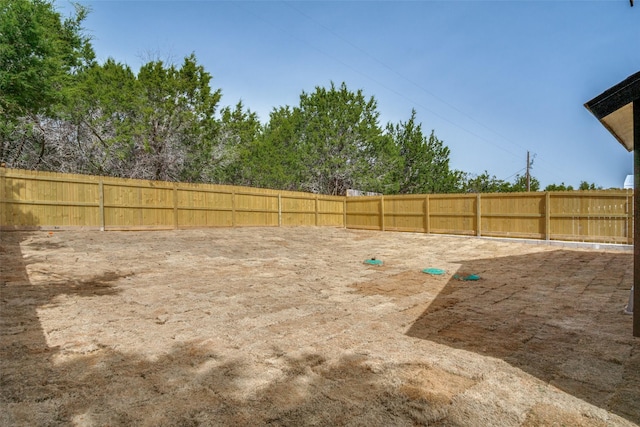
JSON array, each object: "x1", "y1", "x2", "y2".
[
  {"x1": 0, "y1": 168, "x2": 345, "y2": 230},
  {"x1": 0, "y1": 167, "x2": 634, "y2": 244},
  {"x1": 346, "y1": 192, "x2": 633, "y2": 244}
]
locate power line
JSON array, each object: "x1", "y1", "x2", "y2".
[
  {"x1": 502, "y1": 167, "x2": 527, "y2": 182},
  {"x1": 283, "y1": 1, "x2": 528, "y2": 157},
  {"x1": 237, "y1": 2, "x2": 567, "y2": 183},
  {"x1": 237, "y1": 1, "x2": 521, "y2": 162},
  {"x1": 282, "y1": 2, "x2": 570, "y2": 183}
]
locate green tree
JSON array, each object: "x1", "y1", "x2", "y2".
[
  {"x1": 386, "y1": 109, "x2": 461, "y2": 194},
  {"x1": 0, "y1": 0, "x2": 94, "y2": 118},
  {"x1": 544, "y1": 182, "x2": 574, "y2": 191},
  {"x1": 50, "y1": 54, "x2": 223, "y2": 181},
  {"x1": 578, "y1": 181, "x2": 601, "y2": 191},
  {"x1": 295, "y1": 82, "x2": 387, "y2": 195},
  {"x1": 203, "y1": 101, "x2": 261, "y2": 185},
  {"x1": 1, "y1": 0, "x2": 94, "y2": 167},
  {"x1": 58, "y1": 59, "x2": 140, "y2": 176},
  {"x1": 509, "y1": 174, "x2": 540, "y2": 192},
  {"x1": 462, "y1": 171, "x2": 510, "y2": 193},
  {"x1": 244, "y1": 106, "x2": 305, "y2": 190},
  {"x1": 249, "y1": 82, "x2": 391, "y2": 195},
  {"x1": 132, "y1": 53, "x2": 221, "y2": 181}
]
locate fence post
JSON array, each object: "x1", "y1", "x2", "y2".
[
  {"x1": 137, "y1": 186, "x2": 143, "y2": 227},
  {"x1": 476, "y1": 194, "x2": 481, "y2": 236},
  {"x1": 424, "y1": 195, "x2": 430, "y2": 234},
  {"x1": 278, "y1": 194, "x2": 282, "y2": 227},
  {"x1": 343, "y1": 198, "x2": 347, "y2": 228},
  {"x1": 232, "y1": 190, "x2": 236, "y2": 227},
  {"x1": 545, "y1": 192, "x2": 551, "y2": 241},
  {"x1": 99, "y1": 179, "x2": 105, "y2": 231},
  {"x1": 380, "y1": 195, "x2": 385, "y2": 231},
  {"x1": 315, "y1": 195, "x2": 319, "y2": 226},
  {"x1": 173, "y1": 183, "x2": 178, "y2": 230}
]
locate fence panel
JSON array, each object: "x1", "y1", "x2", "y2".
[
  {"x1": 176, "y1": 184, "x2": 233, "y2": 228},
  {"x1": 103, "y1": 179, "x2": 175, "y2": 230},
  {"x1": 0, "y1": 168, "x2": 328, "y2": 230},
  {"x1": 343, "y1": 190, "x2": 632, "y2": 244},
  {"x1": 427, "y1": 194, "x2": 477, "y2": 235},
  {"x1": 481, "y1": 193, "x2": 545, "y2": 239},
  {"x1": 549, "y1": 191, "x2": 632, "y2": 244},
  {"x1": 383, "y1": 195, "x2": 427, "y2": 232},
  {"x1": 234, "y1": 191, "x2": 279, "y2": 227},
  {"x1": 281, "y1": 194, "x2": 316, "y2": 226},
  {"x1": 345, "y1": 196, "x2": 382, "y2": 230},
  {"x1": 317, "y1": 196, "x2": 345, "y2": 227},
  {"x1": 1, "y1": 169, "x2": 101, "y2": 229}
]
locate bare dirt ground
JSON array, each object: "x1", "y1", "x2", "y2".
[{"x1": 1, "y1": 227, "x2": 638, "y2": 426}]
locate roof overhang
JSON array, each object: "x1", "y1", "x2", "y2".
[{"x1": 584, "y1": 71, "x2": 640, "y2": 152}]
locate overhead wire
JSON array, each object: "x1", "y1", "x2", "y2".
[
  {"x1": 283, "y1": 1, "x2": 529, "y2": 155},
  {"x1": 281, "y1": 2, "x2": 568, "y2": 184},
  {"x1": 501, "y1": 167, "x2": 527, "y2": 182},
  {"x1": 236, "y1": 1, "x2": 566, "y2": 183}
]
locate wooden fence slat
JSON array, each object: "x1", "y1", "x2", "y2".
[
  {"x1": 99, "y1": 179, "x2": 105, "y2": 231},
  {"x1": 476, "y1": 193, "x2": 482, "y2": 237},
  {"x1": 545, "y1": 192, "x2": 551, "y2": 241}
]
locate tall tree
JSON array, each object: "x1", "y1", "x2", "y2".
[
  {"x1": 244, "y1": 106, "x2": 304, "y2": 190},
  {"x1": 0, "y1": 0, "x2": 94, "y2": 167},
  {"x1": 0, "y1": 0, "x2": 94, "y2": 119},
  {"x1": 203, "y1": 101, "x2": 261, "y2": 185},
  {"x1": 247, "y1": 82, "x2": 389, "y2": 195},
  {"x1": 60, "y1": 59, "x2": 141, "y2": 176},
  {"x1": 386, "y1": 109, "x2": 461, "y2": 194},
  {"x1": 578, "y1": 181, "x2": 601, "y2": 190},
  {"x1": 37, "y1": 54, "x2": 224, "y2": 181},
  {"x1": 134, "y1": 54, "x2": 221, "y2": 181},
  {"x1": 296, "y1": 82, "x2": 387, "y2": 195}
]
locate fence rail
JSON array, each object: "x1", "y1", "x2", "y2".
[{"x1": 0, "y1": 168, "x2": 633, "y2": 244}]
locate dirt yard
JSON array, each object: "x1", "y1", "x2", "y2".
[{"x1": 1, "y1": 227, "x2": 638, "y2": 426}]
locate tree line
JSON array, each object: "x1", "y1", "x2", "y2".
[{"x1": 1, "y1": 1, "x2": 602, "y2": 195}]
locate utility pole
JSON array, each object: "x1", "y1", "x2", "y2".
[{"x1": 526, "y1": 151, "x2": 530, "y2": 192}]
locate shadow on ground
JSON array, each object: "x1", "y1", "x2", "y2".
[
  {"x1": 406, "y1": 248, "x2": 639, "y2": 424},
  {"x1": 0, "y1": 232, "x2": 465, "y2": 426},
  {"x1": 2, "y1": 228, "x2": 638, "y2": 425}
]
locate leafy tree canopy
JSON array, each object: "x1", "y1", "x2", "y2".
[
  {"x1": 243, "y1": 106, "x2": 303, "y2": 191},
  {"x1": 0, "y1": 0, "x2": 94, "y2": 119},
  {"x1": 385, "y1": 109, "x2": 462, "y2": 194},
  {"x1": 510, "y1": 174, "x2": 540, "y2": 192},
  {"x1": 462, "y1": 171, "x2": 510, "y2": 193},
  {"x1": 461, "y1": 171, "x2": 541, "y2": 193},
  {"x1": 544, "y1": 182, "x2": 575, "y2": 191},
  {"x1": 578, "y1": 181, "x2": 601, "y2": 191},
  {"x1": 296, "y1": 82, "x2": 387, "y2": 195}
]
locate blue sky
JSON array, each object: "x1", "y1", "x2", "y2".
[{"x1": 59, "y1": 0, "x2": 638, "y2": 189}]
